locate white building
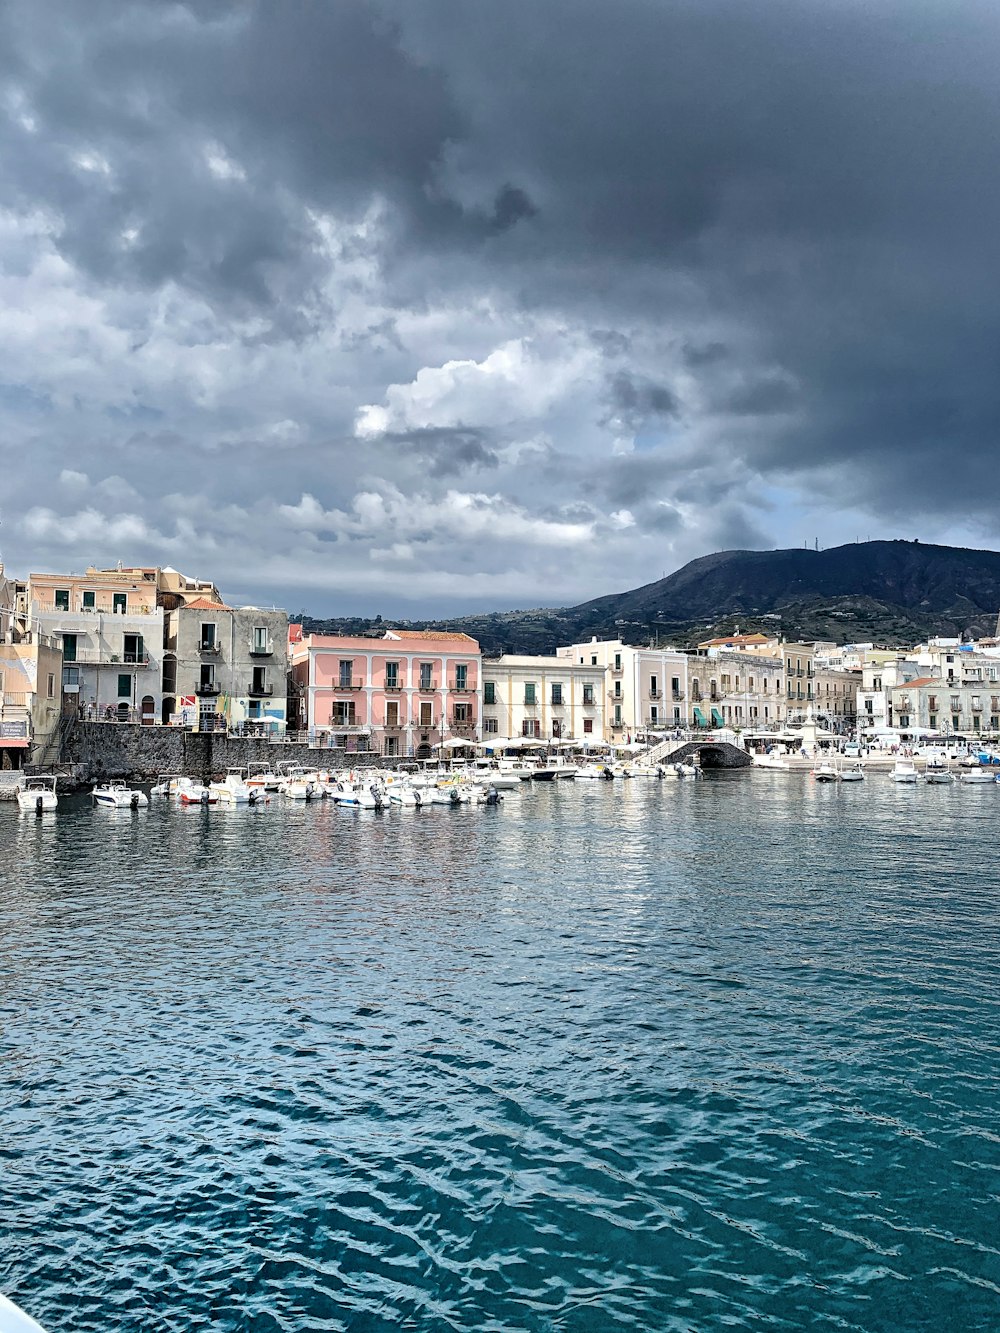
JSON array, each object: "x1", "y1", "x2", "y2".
[{"x1": 556, "y1": 638, "x2": 689, "y2": 738}]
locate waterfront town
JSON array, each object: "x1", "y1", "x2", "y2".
[{"x1": 1, "y1": 558, "x2": 1000, "y2": 771}]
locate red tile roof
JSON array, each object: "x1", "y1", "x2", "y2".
[
  {"x1": 183, "y1": 596, "x2": 233, "y2": 611},
  {"x1": 896, "y1": 676, "x2": 939, "y2": 688},
  {"x1": 384, "y1": 629, "x2": 480, "y2": 644}
]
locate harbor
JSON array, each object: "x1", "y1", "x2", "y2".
[{"x1": 3, "y1": 776, "x2": 999, "y2": 1331}]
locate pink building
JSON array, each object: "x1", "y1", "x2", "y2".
[{"x1": 289, "y1": 627, "x2": 482, "y2": 758}]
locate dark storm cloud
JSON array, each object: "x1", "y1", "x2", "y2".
[{"x1": 5, "y1": 0, "x2": 1000, "y2": 610}]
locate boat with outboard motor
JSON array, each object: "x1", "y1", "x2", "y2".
[
  {"x1": 92, "y1": 782, "x2": 149, "y2": 809},
  {"x1": 0, "y1": 1291, "x2": 48, "y2": 1333},
  {"x1": 16, "y1": 776, "x2": 58, "y2": 814}
]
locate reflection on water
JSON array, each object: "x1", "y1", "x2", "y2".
[{"x1": 2, "y1": 775, "x2": 999, "y2": 1331}]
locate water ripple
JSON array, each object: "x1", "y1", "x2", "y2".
[{"x1": 1, "y1": 778, "x2": 999, "y2": 1330}]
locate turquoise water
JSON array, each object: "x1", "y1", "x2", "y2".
[{"x1": 1, "y1": 775, "x2": 998, "y2": 1331}]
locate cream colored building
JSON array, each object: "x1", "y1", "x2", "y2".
[
  {"x1": 556, "y1": 638, "x2": 689, "y2": 738},
  {"x1": 483, "y1": 655, "x2": 607, "y2": 744},
  {"x1": 27, "y1": 569, "x2": 164, "y2": 724}
]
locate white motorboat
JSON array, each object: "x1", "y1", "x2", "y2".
[
  {"x1": 16, "y1": 776, "x2": 58, "y2": 814},
  {"x1": 924, "y1": 757, "x2": 954, "y2": 785},
  {"x1": 209, "y1": 769, "x2": 261, "y2": 804},
  {"x1": 575, "y1": 762, "x2": 616, "y2": 780},
  {"x1": 812, "y1": 760, "x2": 840, "y2": 783},
  {"x1": 669, "y1": 761, "x2": 700, "y2": 779},
  {"x1": 891, "y1": 757, "x2": 918, "y2": 784},
  {"x1": 388, "y1": 784, "x2": 424, "y2": 806},
  {"x1": 960, "y1": 767, "x2": 996, "y2": 784},
  {"x1": 0, "y1": 1291, "x2": 48, "y2": 1333},
  {"x1": 92, "y1": 782, "x2": 149, "y2": 809},
  {"x1": 623, "y1": 762, "x2": 664, "y2": 778},
  {"x1": 839, "y1": 763, "x2": 865, "y2": 783},
  {"x1": 530, "y1": 757, "x2": 577, "y2": 781},
  {"x1": 177, "y1": 781, "x2": 217, "y2": 805},
  {"x1": 246, "y1": 763, "x2": 282, "y2": 793}
]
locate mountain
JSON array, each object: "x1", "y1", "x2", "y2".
[{"x1": 301, "y1": 540, "x2": 1000, "y2": 654}]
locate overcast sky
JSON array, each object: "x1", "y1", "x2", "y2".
[{"x1": 3, "y1": 0, "x2": 1000, "y2": 615}]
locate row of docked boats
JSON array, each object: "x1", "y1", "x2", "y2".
[{"x1": 810, "y1": 755, "x2": 1000, "y2": 785}]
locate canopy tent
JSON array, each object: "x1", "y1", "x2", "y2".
[{"x1": 433, "y1": 736, "x2": 476, "y2": 749}]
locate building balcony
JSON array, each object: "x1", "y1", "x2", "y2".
[
  {"x1": 611, "y1": 664, "x2": 623, "y2": 675},
  {"x1": 672, "y1": 690, "x2": 685, "y2": 700},
  {"x1": 249, "y1": 642, "x2": 273, "y2": 657},
  {"x1": 327, "y1": 722, "x2": 367, "y2": 733},
  {"x1": 200, "y1": 642, "x2": 221, "y2": 655},
  {"x1": 607, "y1": 691, "x2": 623, "y2": 703},
  {"x1": 64, "y1": 651, "x2": 152, "y2": 668},
  {"x1": 335, "y1": 678, "x2": 364, "y2": 690},
  {"x1": 195, "y1": 683, "x2": 221, "y2": 696},
  {"x1": 449, "y1": 680, "x2": 473, "y2": 692},
  {"x1": 248, "y1": 683, "x2": 274, "y2": 698},
  {"x1": 581, "y1": 696, "x2": 596, "y2": 708},
  {"x1": 451, "y1": 715, "x2": 476, "y2": 729},
  {"x1": 523, "y1": 697, "x2": 539, "y2": 707},
  {"x1": 416, "y1": 679, "x2": 438, "y2": 692},
  {"x1": 383, "y1": 681, "x2": 404, "y2": 691},
  {"x1": 648, "y1": 688, "x2": 659, "y2": 699}
]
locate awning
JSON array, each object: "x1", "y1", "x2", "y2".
[
  {"x1": 693, "y1": 706, "x2": 708, "y2": 726},
  {"x1": 711, "y1": 708, "x2": 724, "y2": 726},
  {"x1": 0, "y1": 738, "x2": 29, "y2": 748}
]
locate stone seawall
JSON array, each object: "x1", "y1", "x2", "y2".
[{"x1": 61, "y1": 722, "x2": 362, "y2": 783}]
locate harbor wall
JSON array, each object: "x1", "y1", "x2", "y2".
[{"x1": 59, "y1": 722, "x2": 360, "y2": 782}]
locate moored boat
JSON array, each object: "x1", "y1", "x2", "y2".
[
  {"x1": 891, "y1": 757, "x2": 918, "y2": 783},
  {"x1": 92, "y1": 783, "x2": 149, "y2": 809},
  {"x1": 16, "y1": 776, "x2": 58, "y2": 814}
]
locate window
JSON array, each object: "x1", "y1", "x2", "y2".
[
  {"x1": 200, "y1": 665, "x2": 215, "y2": 688},
  {"x1": 124, "y1": 634, "x2": 144, "y2": 664},
  {"x1": 484, "y1": 717, "x2": 499, "y2": 734},
  {"x1": 201, "y1": 624, "x2": 216, "y2": 650},
  {"x1": 339, "y1": 660, "x2": 353, "y2": 687},
  {"x1": 865, "y1": 699, "x2": 874, "y2": 714},
  {"x1": 253, "y1": 626, "x2": 269, "y2": 652},
  {"x1": 62, "y1": 633, "x2": 77, "y2": 663},
  {"x1": 650, "y1": 675, "x2": 657, "y2": 697},
  {"x1": 524, "y1": 683, "x2": 536, "y2": 705},
  {"x1": 420, "y1": 701, "x2": 433, "y2": 727},
  {"x1": 650, "y1": 706, "x2": 658, "y2": 723},
  {"x1": 614, "y1": 704, "x2": 622, "y2": 724},
  {"x1": 972, "y1": 695, "x2": 982, "y2": 711},
  {"x1": 386, "y1": 701, "x2": 399, "y2": 726},
  {"x1": 614, "y1": 682, "x2": 621, "y2": 698},
  {"x1": 55, "y1": 589, "x2": 69, "y2": 611},
  {"x1": 671, "y1": 677, "x2": 680, "y2": 697},
  {"x1": 873, "y1": 676, "x2": 881, "y2": 691},
  {"x1": 898, "y1": 714, "x2": 910, "y2": 728},
  {"x1": 333, "y1": 701, "x2": 356, "y2": 725},
  {"x1": 591, "y1": 655, "x2": 597, "y2": 666},
  {"x1": 419, "y1": 663, "x2": 433, "y2": 690},
  {"x1": 551, "y1": 719, "x2": 562, "y2": 738},
  {"x1": 952, "y1": 714, "x2": 960, "y2": 730},
  {"x1": 113, "y1": 593, "x2": 127, "y2": 614},
  {"x1": 992, "y1": 715, "x2": 999, "y2": 730},
  {"x1": 950, "y1": 695, "x2": 960, "y2": 711},
  {"x1": 385, "y1": 661, "x2": 400, "y2": 689},
  {"x1": 117, "y1": 674, "x2": 131, "y2": 698},
  {"x1": 583, "y1": 718, "x2": 593, "y2": 734},
  {"x1": 583, "y1": 685, "x2": 594, "y2": 705},
  {"x1": 454, "y1": 702, "x2": 469, "y2": 722},
  {"x1": 483, "y1": 680, "x2": 496, "y2": 705},
  {"x1": 455, "y1": 663, "x2": 467, "y2": 690},
  {"x1": 551, "y1": 683, "x2": 563, "y2": 706},
  {"x1": 928, "y1": 713, "x2": 937, "y2": 729},
  {"x1": 47, "y1": 673, "x2": 55, "y2": 698},
  {"x1": 82, "y1": 590, "x2": 95, "y2": 609},
  {"x1": 63, "y1": 666, "x2": 79, "y2": 686},
  {"x1": 252, "y1": 667, "x2": 266, "y2": 694},
  {"x1": 521, "y1": 719, "x2": 541, "y2": 737},
  {"x1": 614, "y1": 653, "x2": 622, "y2": 671}
]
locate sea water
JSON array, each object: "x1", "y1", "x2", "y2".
[{"x1": 1, "y1": 775, "x2": 998, "y2": 1331}]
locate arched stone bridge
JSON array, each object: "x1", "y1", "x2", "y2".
[{"x1": 655, "y1": 740, "x2": 752, "y2": 769}]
